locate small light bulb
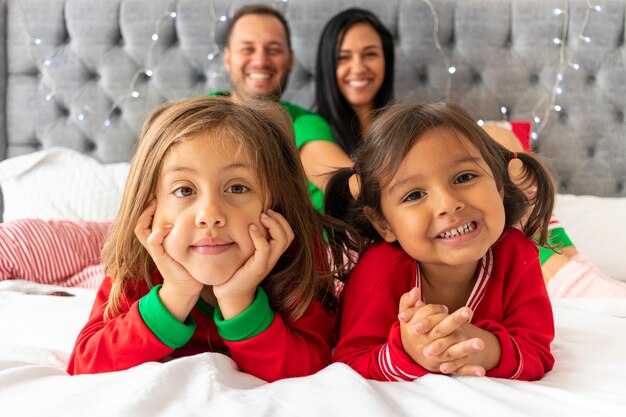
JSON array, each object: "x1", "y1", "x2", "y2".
[
  {"x1": 553, "y1": 38, "x2": 562, "y2": 45},
  {"x1": 144, "y1": 69, "x2": 153, "y2": 77},
  {"x1": 531, "y1": 132, "x2": 538, "y2": 140},
  {"x1": 131, "y1": 91, "x2": 140, "y2": 98},
  {"x1": 554, "y1": 105, "x2": 562, "y2": 112},
  {"x1": 448, "y1": 66, "x2": 456, "y2": 74},
  {"x1": 477, "y1": 119, "x2": 484, "y2": 126},
  {"x1": 170, "y1": 12, "x2": 177, "y2": 18},
  {"x1": 534, "y1": 116, "x2": 541, "y2": 123},
  {"x1": 553, "y1": 8, "x2": 563, "y2": 16},
  {"x1": 152, "y1": 34, "x2": 159, "y2": 41}
]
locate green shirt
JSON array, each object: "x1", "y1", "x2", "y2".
[{"x1": 208, "y1": 91, "x2": 336, "y2": 212}]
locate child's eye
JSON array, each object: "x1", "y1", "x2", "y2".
[
  {"x1": 226, "y1": 184, "x2": 249, "y2": 194},
  {"x1": 337, "y1": 54, "x2": 350, "y2": 62},
  {"x1": 455, "y1": 173, "x2": 477, "y2": 184},
  {"x1": 403, "y1": 190, "x2": 425, "y2": 202},
  {"x1": 173, "y1": 186, "x2": 195, "y2": 197}
]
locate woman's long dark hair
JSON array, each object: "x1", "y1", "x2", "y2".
[{"x1": 315, "y1": 8, "x2": 394, "y2": 155}]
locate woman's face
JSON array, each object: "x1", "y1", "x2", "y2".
[{"x1": 336, "y1": 22, "x2": 385, "y2": 114}]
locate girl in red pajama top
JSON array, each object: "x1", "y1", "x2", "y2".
[
  {"x1": 67, "y1": 96, "x2": 357, "y2": 381},
  {"x1": 325, "y1": 101, "x2": 556, "y2": 381}
]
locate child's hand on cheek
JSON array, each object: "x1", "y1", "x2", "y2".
[
  {"x1": 135, "y1": 199, "x2": 204, "y2": 322},
  {"x1": 213, "y1": 209, "x2": 294, "y2": 320}
]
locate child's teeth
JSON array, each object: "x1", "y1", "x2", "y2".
[{"x1": 439, "y1": 222, "x2": 475, "y2": 238}]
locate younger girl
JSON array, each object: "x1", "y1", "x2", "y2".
[
  {"x1": 326, "y1": 101, "x2": 555, "y2": 381},
  {"x1": 68, "y1": 96, "x2": 356, "y2": 381}
]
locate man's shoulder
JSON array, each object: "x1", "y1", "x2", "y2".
[
  {"x1": 280, "y1": 100, "x2": 314, "y2": 119},
  {"x1": 208, "y1": 90, "x2": 230, "y2": 97}
]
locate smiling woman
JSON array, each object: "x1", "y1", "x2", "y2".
[{"x1": 315, "y1": 8, "x2": 394, "y2": 155}]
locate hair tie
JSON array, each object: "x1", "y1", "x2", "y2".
[
  {"x1": 512, "y1": 152, "x2": 518, "y2": 159},
  {"x1": 350, "y1": 165, "x2": 357, "y2": 175}
]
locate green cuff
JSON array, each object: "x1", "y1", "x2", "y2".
[
  {"x1": 214, "y1": 287, "x2": 275, "y2": 341},
  {"x1": 138, "y1": 285, "x2": 196, "y2": 349},
  {"x1": 538, "y1": 227, "x2": 575, "y2": 264}
]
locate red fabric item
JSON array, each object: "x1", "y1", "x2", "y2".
[
  {"x1": 333, "y1": 228, "x2": 555, "y2": 381},
  {"x1": 0, "y1": 219, "x2": 110, "y2": 287},
  {"x1": 510, "y1": 121, "x2": 532, "y2": 151},
  {"x1": 68, "y1": 274, "x2": 335, "y2": 382}
]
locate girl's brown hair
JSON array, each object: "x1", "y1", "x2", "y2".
[
  {"x1": 103, "y1": 95, "x2": 357, "y2": 320},
  {"x1": 325, "y1": 100, "x2": 555, "y2": 253}
]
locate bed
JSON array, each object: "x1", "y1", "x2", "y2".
[{"x1": 1, "y1": 0, "x2": 626, "y2": 416}]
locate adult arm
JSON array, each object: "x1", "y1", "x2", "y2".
[{"x1": 300, "y1": 140, "x2": 354, "y2": 192}]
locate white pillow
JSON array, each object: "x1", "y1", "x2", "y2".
[
  {"x1": 555, "y1": 194, "x2": 626, "y2": 282},
  {"x1": 0, "y1": 147, "x2": 129, "y2": 222}
]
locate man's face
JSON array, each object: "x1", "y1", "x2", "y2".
[{"x1": 224, "y1": 14, "x2": 294, "y2": 101}]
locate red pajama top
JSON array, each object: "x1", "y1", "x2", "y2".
[
  {"x1": 68, "y1": 273, "x2": 335, "y2": 382},
  {"x1": 333, "y1": 228, "x2": 555, "y2": 381}
]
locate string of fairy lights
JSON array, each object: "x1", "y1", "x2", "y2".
[
  {"x1": 421, "y1": 0, "x2": 603, "y2": 142},
  {"x1": 21, "y1": 0, "x2": 604, "y2": 145}
]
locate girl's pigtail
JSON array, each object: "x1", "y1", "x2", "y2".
[
  {"x1": 512, "y1": 151, "x2": 555, "y2": 246},
  {"x1": 324, "y1": 166, "x2": 358, "y2": 222}
]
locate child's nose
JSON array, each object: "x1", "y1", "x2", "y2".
[
  {"x1": 195, "y1": 198, "x2": 226, "y2": 227},
  {"x1": 434, "y1": 188, "x2": 464, "y2": 216}
]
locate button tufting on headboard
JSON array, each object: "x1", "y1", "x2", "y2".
[{"x1": 1, "y1": 0, "x2": 625, "y2": 197}]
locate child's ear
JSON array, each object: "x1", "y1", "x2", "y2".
[{"x1": 364, "y1": 206, "x2": 397, "y2": 243}]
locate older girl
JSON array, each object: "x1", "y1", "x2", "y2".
[{"x1": 68, "y1": 96, "x2": 356, "y2": 381}]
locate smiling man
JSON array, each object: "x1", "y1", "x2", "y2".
[
  {"x1": 223, "y1": 7, "x2": 292, "y2": 101},
  {"x1": 213, "y1": 4, "x2": 353, "y2": 212}
]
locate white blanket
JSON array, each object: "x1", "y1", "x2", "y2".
[{"x1": 1, "y1": 280, "x2": 625, "y2": 417}]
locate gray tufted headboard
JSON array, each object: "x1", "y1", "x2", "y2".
[{"x1": 1, "y1": 0, "x2": 626, "y2": 204}]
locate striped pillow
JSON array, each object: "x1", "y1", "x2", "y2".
[{"x1": 0, "y1": 219, "x2": 111, "y2": 288}]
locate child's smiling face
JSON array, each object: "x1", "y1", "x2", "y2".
[
  {"x1": 368, "y1": 127, "x2": 506, "y2": 270},
  {"x1": 152, "y1": 133, "x2": 267, "y2": 286}
]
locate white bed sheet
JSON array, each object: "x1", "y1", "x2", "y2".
[{"x1": 1, "y1": 280, "x2": 625, "y2": 417}]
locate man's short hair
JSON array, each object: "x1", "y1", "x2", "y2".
[{"x1": 226, "y1": 4, "x2": 292, "y2": 49}]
